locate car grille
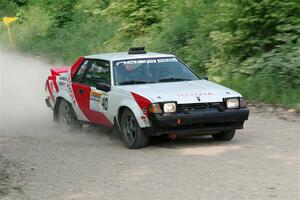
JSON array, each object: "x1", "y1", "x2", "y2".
[{"x1": 177, "y1": 102, "x2": 224, "y2": 112}]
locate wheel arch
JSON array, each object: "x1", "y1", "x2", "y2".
[
  {"x1": 117, "y1": 106, "x2": 129, "y2": 127},
  {"x1": 53, "y1": 97, "x2": 77, "y2": 122},
  {"x1": 53, "y1": 97, "x2": 63, "y2": 122},
  {"x1": 116, "y1": 101, "x2": 149, "y2": 128}
]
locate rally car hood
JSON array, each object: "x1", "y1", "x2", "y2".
[{"x1": 120, "y1": 80, "x2": 242, "y2": 104}]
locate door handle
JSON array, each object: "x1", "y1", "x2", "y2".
[{"x1": 79, "y1": 89, "x2": 84, "y2": 95}]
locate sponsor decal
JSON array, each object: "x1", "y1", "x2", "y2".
[
  {"x1": 177, "y1": 92, "x2": 214, "y2": 97},
  {"x1": 89, "y1": 89, "x2": 109, "y2": 113},
  {"x1": 90, "y1": 90, "x2": 102, "y2": 112},
  {"x1": 116, "y1": 58, "x2": 178, "y2": 66},
  {"x1": 59, "y1": 76, "x2": 67, "y2": 81},
  {"x1": 59, "y1": 82, "x2": 65, "y2": 86}
]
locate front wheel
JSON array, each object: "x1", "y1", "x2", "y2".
[
  {"x1": 58, "y1": 100, "x2": 81, "y2": 132},
  {"x1": 120, "y1": 109, "x2": 149, "y2": 149},
  {"x1": 212, "y1": 130, "x2": 236, "y2": 141}
]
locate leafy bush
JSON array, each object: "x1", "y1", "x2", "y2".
[
  {"x1": 1, "y1": 0, "x2": 299, "y2": 107},
  {"x1": 206, "y1": 0, "x2": 300, "y2": 107},
  {"x1": 0, "y1": 0, "x2": 19, "y2": 17}
]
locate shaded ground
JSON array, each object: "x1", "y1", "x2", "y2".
[{"x1": 0, "y1": 49, "x2": 299, "y2": 200}]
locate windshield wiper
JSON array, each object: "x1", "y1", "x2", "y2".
[
  {"x1": 118, "y1": 80, "x2": 155, "y2": 85},
  {"x1": 158, "y1": 77, "x2": 191, "y2": 82}
]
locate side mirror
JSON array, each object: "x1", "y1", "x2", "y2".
[
  {"x1": 201, "y1": 76, "x2": 209, "y2": 80},
  {"x1": 96, "y1": 83, "x2": 111, "y2": 92}
]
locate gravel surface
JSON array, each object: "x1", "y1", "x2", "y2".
[{"x1": 0, "y1": 49, "x2": 299, "y2": 200}]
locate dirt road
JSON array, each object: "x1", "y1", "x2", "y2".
[{"x1": 0, "y1": 49, "x2": 299, "y2": 200}]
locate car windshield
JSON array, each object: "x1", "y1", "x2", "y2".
[{"x1": 113, "y1": 57, "x2": 199, "y2": 85}]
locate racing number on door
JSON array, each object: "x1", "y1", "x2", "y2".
[
  {"x1": 89, "y1": 89, "x2": 109, "y2": 113},
  {"x1": 102, "y1": 96, "x2": 108, "y2": 111}
]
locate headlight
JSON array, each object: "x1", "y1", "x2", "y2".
[
  {"x1": 226, "y1": 98, "x2": 239, "y2": 109},
  {"x1": 163, "y1": 102, "x2": 176, "y2": 113}
]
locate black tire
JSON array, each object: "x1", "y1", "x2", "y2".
[
  {"x1": 58, "y1": 100, "x2": 82, "y2": 132},
  {"x1": 212, "y1": 130, "x2": 236, "y2": 141},
  {"x1": 120, "y1": 109, "x2": 149, "y2": 149}
]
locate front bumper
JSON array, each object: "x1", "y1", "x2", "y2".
[{"x1": 145, "y1": 108, "x2": 249, "y2": 136}]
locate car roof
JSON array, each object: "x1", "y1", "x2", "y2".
[{"x1": 84, "y1": 52, "x2": 175, "y2": 61}]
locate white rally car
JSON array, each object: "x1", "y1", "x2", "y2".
[{"x1": 45, "y1": 47, "x2": 249, "y2": 148}]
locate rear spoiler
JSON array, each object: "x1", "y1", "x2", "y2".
[
  {"x1": 49, "y1": 56, "x2": 84, "y2": 78},
  {"x1": 50, "y1": 67, "x2": 70, "y2": 76}
]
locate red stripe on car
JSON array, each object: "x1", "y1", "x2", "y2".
[
  {"x1": 46, "y1": 80, "x2": 55, "y2": 101},
  {"x1": 48, "y1": 76, "x2": 59, "y2": 92},
  {"x1": 131, "y1": 92, "x2": 152, "y2": 117},
  {"x1": 72, "y1": 83, "x2": 113, "y2": 127}
]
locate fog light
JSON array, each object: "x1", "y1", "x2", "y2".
[{"x1": 149, "y1": 103, "x2": 162, "y2": 113}]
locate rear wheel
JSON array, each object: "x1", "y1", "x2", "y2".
[
  {"x1": 58, "y1": 100, "x2": 81, "y2": 132},
  {"x1": 212, "y1": 130, "x2": 236, "y2": 141},
  {"x1": 120, "y1": 109, "x2": 149, "y2": 149}
]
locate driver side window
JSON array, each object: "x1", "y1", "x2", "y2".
[
  {"x1": 75, "y1": 59, "x2": 111, "y2": 87},
  {"x1": 83, "y1": 60, "x2": 110, "y2": 86}
]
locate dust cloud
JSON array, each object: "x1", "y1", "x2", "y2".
[{"x1": 0, "y1": 48, "x2": 62, "y2": 137}]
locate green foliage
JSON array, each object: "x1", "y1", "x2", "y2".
[
  {"x1": 149, "y1": 1, "x2": 201, "y2": 54},
  {"x1": 206, "y1": 0, "x2": 300, "y2": 107},
  {"x1": 2, "y1": 0, "x2": 118, "y2": 63},
  {"x1": 240, "y1": 41, "x2": 300, "y2": 89},
  {"x1": 208, "y1": 0, "x2": 300, "y2": 74},
  {"x1": 0, "y1": 0, "x2": 19, "y2": 17},
  {"x1": 148, "y1": 0, "x2": 216, "y2": 75},
  {"x1": 103, "y1": 0, "x2": 164, "y2": 36},
  {"x1": 8, "y1": 5, "x2": 53, "y2": 50},
  {"x1": 183, "y1": 0, "x2": 218, "y2": 75},
  {"x1": 51, "y1": 0, "x2": 77, "y2": 28},
  {"x1": 1, "y1": 0, "x2": 299, "y2": 107},
  {"x1": 99, "y1": 0, "x2": 166, "y2": 50}
]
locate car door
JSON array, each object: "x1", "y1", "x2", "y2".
[{"x1": 72, "y1": 59, "x2": 113, "y2": 127}]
